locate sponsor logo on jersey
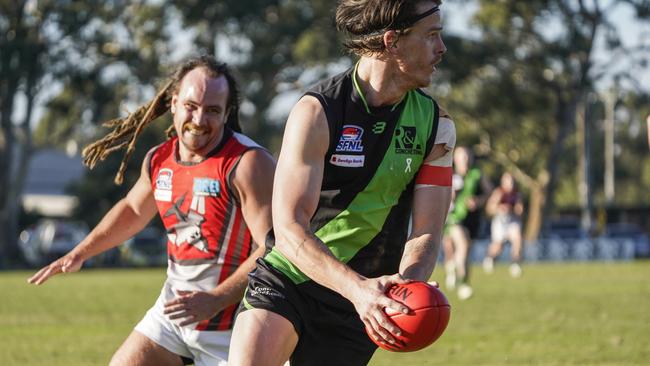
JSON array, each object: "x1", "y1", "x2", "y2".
[
  {"x1": 394, "y1": 126, "x2": 423, "y2": 155},
  {"x1": 336, "y1": 125, "x2": 364, "y2": 153},
  {"x1": 372, "y1": 121, "x2": 387, "y2": 134},
  {"x1": 156, "y1": 168, "x2": 173, "y2": 189},
  {"x1": 154, "y1": 168, "x2": 173, "y2": 202},
  {"x1": 193, "y1": 178, "x2": 221, "y2": 197},
  {"x1": 330, "y1": 154, "x2": 365, "y2": 168},
  {"x1": 164, "y1": 194, "x2": 209, "y2": 252}
]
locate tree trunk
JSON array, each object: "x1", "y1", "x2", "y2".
[
  {"x1": 0, "y1": 124, "x2": 16, "y2": 267},
  {"x1": 0, "y1": 76, "x2": 18, "y2": 266},
  {"x1": 7, "y1": 81, "x2": 37, "y2": 267},
  {"x1": 524, "y1": 182, "x2": 547, "y2": 242},
  {"x1": 542, "y1": 98, "x2": 578, "y2": 223}
]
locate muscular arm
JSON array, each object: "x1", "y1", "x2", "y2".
[
  {"x1": 208, "y1": 149, "x2": 275, "y2": 307},
  {"x1": 272, "y1": 96, "x2": 361, "y2": 297},
  {"x1": 28, "y1": 155, "x2": 158, "y2": 285},
  {"x1": 400, "y1": 112, "x2": 455, "y2": 280},
  {"x1": 400, "y1": 144, "x2": 453, "y2": 281}
]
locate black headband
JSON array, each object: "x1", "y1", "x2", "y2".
[
  {"x1": 351, "y1": 5, "x2": 440, "y2": 39},
  {"x1": 393, "y1": 5, "x2": 440, "y2": 31}
]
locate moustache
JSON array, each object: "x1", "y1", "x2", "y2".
[{"x1": 182, "y1": 123, "x2": 210, "y2": 134}]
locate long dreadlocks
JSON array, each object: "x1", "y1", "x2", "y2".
[{"x1": 82, "y1": 55, "x2": 242, "y2": 185}]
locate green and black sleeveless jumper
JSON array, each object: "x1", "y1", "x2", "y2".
[
  {"x1": 265, "y1": 65, "x2": 440, "y2": 306},
  {"x1": 447, "y1": 167, "x2": 484, "y2": 238}
]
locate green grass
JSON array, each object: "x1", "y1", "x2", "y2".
[
  {"x1": 371, "y1": 261, "x2": 650, "y2": 366},
  {"x1": 1, "y1": 262, "x2": 648, "y2": 365},
  {"x1": 0, "y1": 268, "x2": 165, "y2": 366}
]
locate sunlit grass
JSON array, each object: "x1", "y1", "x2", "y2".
[
  {"x1": 371, "y1": 261, "x2": 650, "y2": 365},
  {"x1": 1, "y1": 262, "x2": 648, "y2": 365}
]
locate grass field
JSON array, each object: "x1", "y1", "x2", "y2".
[{"x1": 1, "y1": 261, "x2": 648, "y2": 365}]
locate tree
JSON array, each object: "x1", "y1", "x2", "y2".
[
  {"x1": 438, "y1": 0, "x2": 649, "y2": 239},
  {"x1": 0, "y1": 0, "x2": 171, "y2": 266}
]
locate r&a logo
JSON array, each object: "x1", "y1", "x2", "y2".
[{"x1": 394, "y1": 126, "x2": 422, "y2": 155}]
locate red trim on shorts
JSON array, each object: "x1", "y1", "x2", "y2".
[{"x1": 415, "y1": 165, "x2": 452, "y2": 186}]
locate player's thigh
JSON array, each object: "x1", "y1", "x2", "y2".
[
  {"x1": 442, "y1": 235, "x2": 454, "y2": 252},
  {"x1": 110, "y1": 330, "x2": 184, "y2": 366},
  {"x1": 229, "y1": 309, "x2": 298, "y2": 366},
  {"x1": 491, "y1": 219, "x2": 507, "y2": 244},
  {"x1": 449, "y1": 225, "x2": 470, "y2": 249},
  {"x1": 506, "y1": 222, "x2": 522, "y2": 242}
]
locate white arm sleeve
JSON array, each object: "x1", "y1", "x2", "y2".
[{"x1": 426, "y1": 117, "x2": 456, "y2": 167}]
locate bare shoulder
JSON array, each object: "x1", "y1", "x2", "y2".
[
  {"x1": 228, "y1": 147, "x2": 275, "y2": 205},
  {"x1": 287, "y1": 95, "x2": 327, "y2": 132},
  {"x1": 235, "y1": 148, "x2": 276, "y2": 181},
  {"x1": 282, "y1": 95, "x2": 329, "y2": 157}
]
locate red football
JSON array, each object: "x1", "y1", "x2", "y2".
[{"x1": 370, "y1": 281, "x2": 451, "y2": 352}]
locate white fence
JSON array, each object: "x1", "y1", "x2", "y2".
[{"x1": 467, "y1": 238, "x2": 638, "y2": 263}]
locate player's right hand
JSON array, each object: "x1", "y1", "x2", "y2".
[
  {"x1": 348, "y1": 274, "x2": 412, "y2": 347},
  {"x1": 27, "y1": 252, "x2": 84, "y2": 285}
]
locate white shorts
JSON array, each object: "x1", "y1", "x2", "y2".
[
  {"x1": 134, "y1": 292, "x2": 231, "y2": 366},
  {"x1": 491, "y1": 214, "x2": 521, "y2": 243}
]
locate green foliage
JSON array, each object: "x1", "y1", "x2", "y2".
[
  {"x1": 28, "y1": 1, "x2": 172, "y2": 149},
  {"x1": 4, "y1": 0, "x2": 650, "y2": 247},
  {"x1": 8, "y1": 1, "x2": 176, "y2": 226},
  {"x1": 440, "y1": 0, "x2": 650, "y2": 212},
  {"x1": 1, "y1": 0, "x2": 173, "y2": 261}
]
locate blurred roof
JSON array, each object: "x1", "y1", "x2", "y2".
[
  {"x1": 23, "y1": 149, "x2": 84, "y2": 196},
  {"x1": 21, "y1": 149, "x2": 85, "y2": 217}
]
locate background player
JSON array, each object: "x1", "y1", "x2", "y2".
[
  {"x1": 442, "y1": 146, "x2": 492, "y2": 300},
  {"x1": 28, "y1": 56, "x2": 275, "y2": 366},
  {"x1": 483, "y1": 171, "x2": 524, "y2": 277}
]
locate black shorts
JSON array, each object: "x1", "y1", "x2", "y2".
[
  {"x1": 239, "y1": 258, "x2": 377, "y2": 366},
  {"x1": 460, "y1": 212, "x2": 481, "y2": 239}
]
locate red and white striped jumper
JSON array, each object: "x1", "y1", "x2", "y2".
[{"x1": 149, "y1": 130, "x2": 260, "y2": 331}]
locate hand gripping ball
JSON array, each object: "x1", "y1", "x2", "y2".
[{"x1": 370, "y1": 281, "x2": 451, "y2": 352}]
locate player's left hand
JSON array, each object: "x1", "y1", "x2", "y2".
[
  {"x1": 27, "y1": 251, "x2": 84, "y2": 285},
  {"x1": 163, "y1": 290, "x2": 225, "y2": 326}
]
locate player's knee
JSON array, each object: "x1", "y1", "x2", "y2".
[
  {"x1": 108, "y1": 351, "x2": 128, "y2": 366},
  {"x1": 231, "y1": 310, "x2": 297, "y2": 365}
]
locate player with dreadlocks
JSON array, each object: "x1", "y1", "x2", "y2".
[{"x1": 29, "y1": 55, "x2": 275, "y2": 366}]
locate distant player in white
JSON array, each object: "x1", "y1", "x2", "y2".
[{"x1": 483, "y1": 172, "x2": 524, "y2": 277}]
